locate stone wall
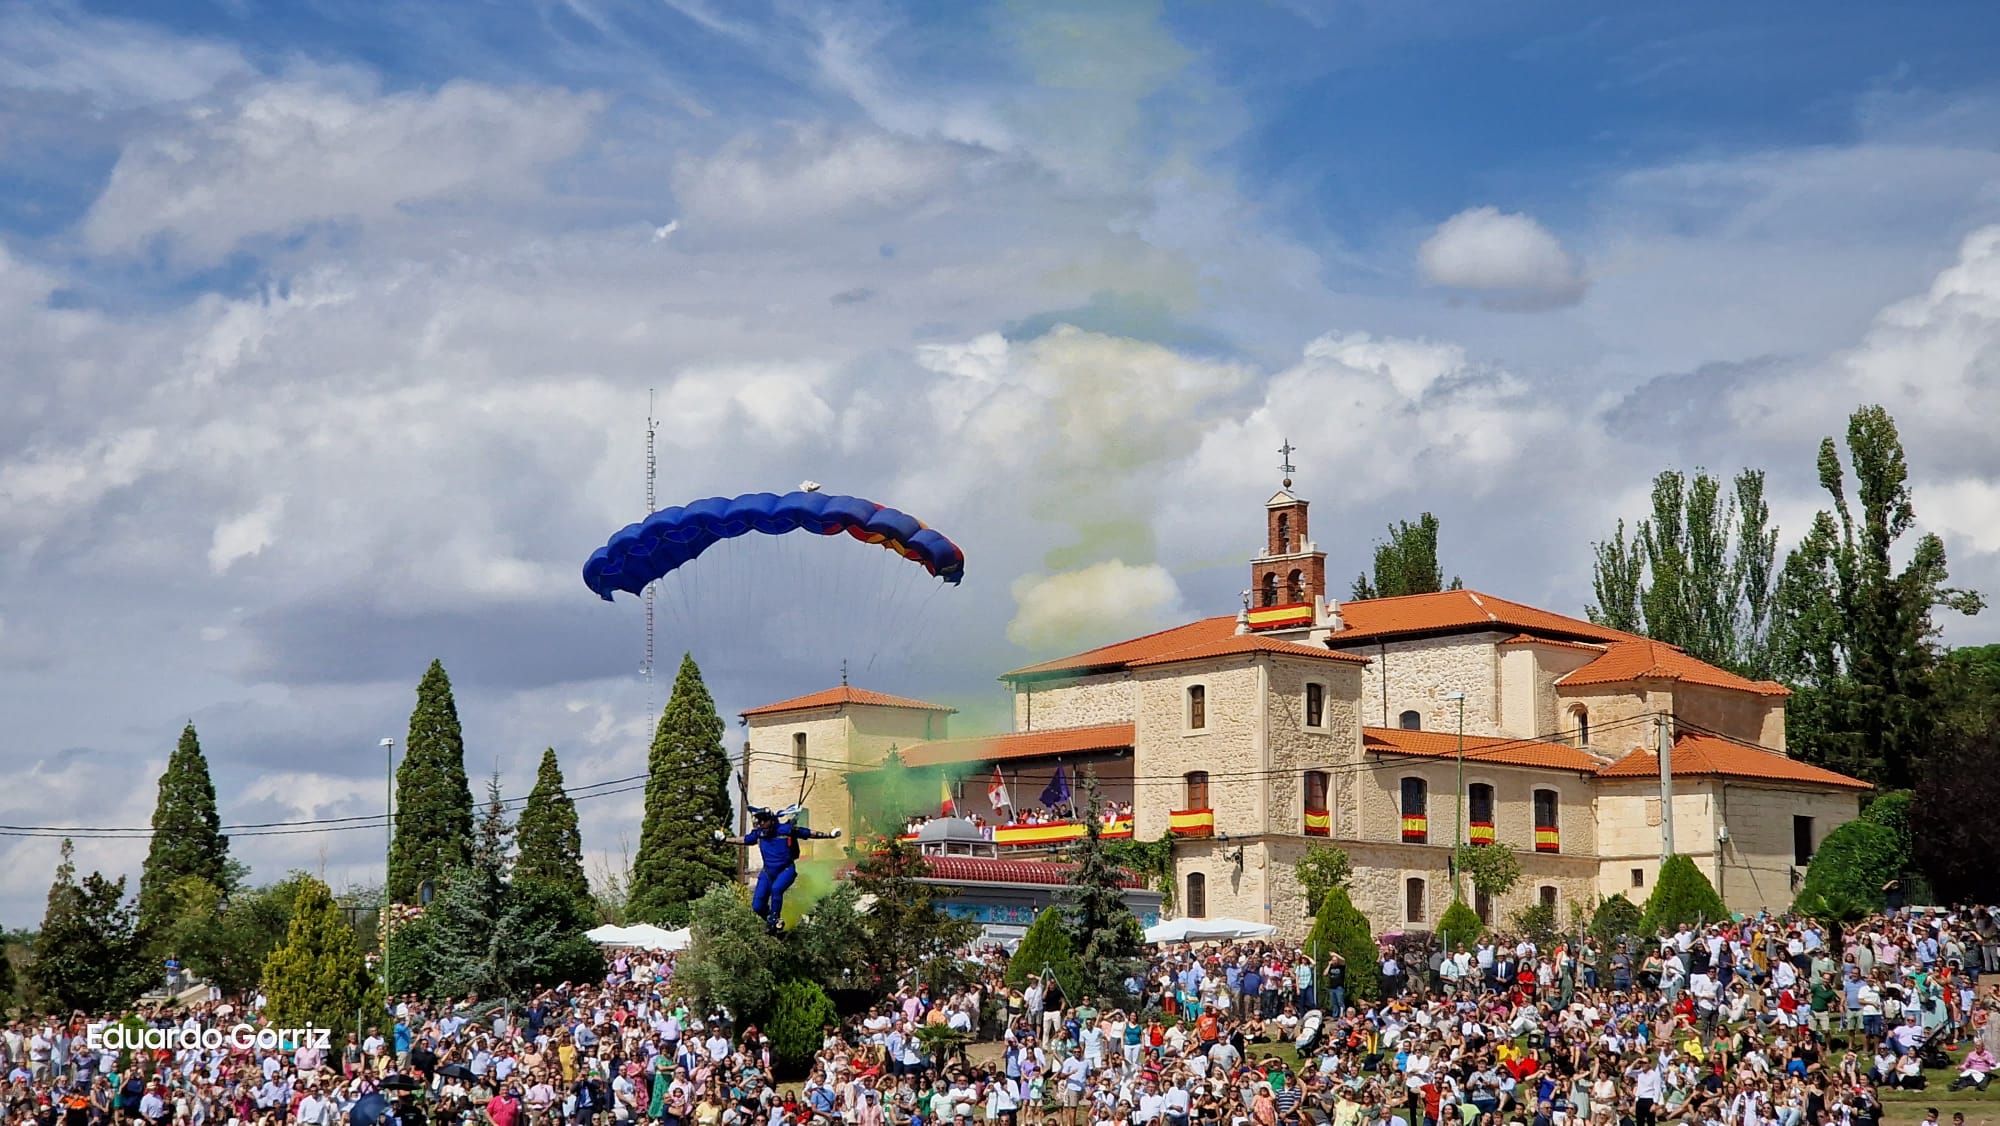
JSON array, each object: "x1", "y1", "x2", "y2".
[
  {"x1": 1711, "y1": 782, "x2": 1860, "y2": 914},
  {"x1": 1594, "y1": 780, "x2": 1720, "y2": 901},
  {"x1": 1132, "y1": 659, "x2": 1262, "y2": 839},
  {"x1": 1552, "y1": 683, "x2": 1666, "y2": 758},
  {"x1": 1172, "y1": 837, "x2": 1269, "y2": 930},
  {"x1": 1340, "y1": 633, "x2": 1506, "y2": 734},
  {"x1": 1675, "y1": 683, "x2": 1787, "y2": 752},
  {"x1": 1496, "y1": 642, "x2": 1600, "y2": 741},
  {"x1": 1263, "y1": 659, "x2": 1365, "y2": 834},
  {"x1": 1014, "y1": 671, "x2": 1135, "y2": 730}
]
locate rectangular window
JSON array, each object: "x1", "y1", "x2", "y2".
[
  {"x1": 1303, "y1": 770, "x2": 1328, "y2": 811},
  {"x1": 793, "y1": 732, "x2": 807, "y2": 771},
  {"x1": 1188, "y1": 685, "x2": 1206, "y2": 730},
  {"x1": 1631, "y1": 867, "x2": 1645, "y2": 889},
  {"x1": 1185, "y1": 771, "x2": 1209, "y2": 810},
  {"x1": 1540, "y1": 885, "x2": 1559, "y2": 910},
  {"x1": 1405, "y1": 877, "x2": 1426, "y2": 924},
  {"x1": 1400, "y1": 777, "x2": 1428, "y2": 843},
  {"x1": 1533, "y1": 789, "x2": 1560, "y2": 853},
  {"x1": 1474, "y1": 889, "x2": 1492, "y2": 925},
  {"x1": 1305, "y1": 682, "x2": 1324, "y2": 728},
  {"x1": 1186, "y1": 873, "x2": 1207, "y2": 918},
  {"x1": 1793, "y1": 816, "x2": 1815, "y2": 867}
]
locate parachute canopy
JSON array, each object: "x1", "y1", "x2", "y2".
[{"x1": 584, "y1": 491, "x2": 966, "y2": 600}]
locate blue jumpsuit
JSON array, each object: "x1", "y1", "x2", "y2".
[{"x1": 745, "y1": 822, "x2": 818, "y2": 925}]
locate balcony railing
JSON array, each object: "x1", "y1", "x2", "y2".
[{"x1": 897, "y1": 816, "x2": 1134, "y2": 847}]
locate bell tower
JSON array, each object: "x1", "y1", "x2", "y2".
[{"x1": 1246, "y1": 440, "x2": 1327, "y2": 626}]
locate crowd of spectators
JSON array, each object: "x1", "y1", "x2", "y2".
[{"x1": 4, "y1": 906, "x2": 1998, "y2": 1126}]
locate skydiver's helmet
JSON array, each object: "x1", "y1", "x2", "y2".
[{"x1": 755, "y1": 808, "x2": 779, "y2": 827}]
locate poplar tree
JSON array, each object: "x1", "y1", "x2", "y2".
[
  {"x1": 137, "y1": 723, "x2": 231, "y2": 941},
  {"x1": 627, "y1": 654, "x2": 736, "y2": 925},
  {"x1": 1352, "y1": 513, "x2": 1461, "y2": 600},
  {"x1": 515, "y1": 748, "x2": 589, "y2": 902},
  {"x1": 1769, "y1": 405, "x2": 1985, "y2": 787},
  {"x1": 1587, "y1": 468, "x2": 1778, "y2": 675},
  {"x1": 260, "y1": 876, "x2": 375, "y2": 1033},
  {"x1": 387, "y1": 660, "x2": 475, "y2": 904}
]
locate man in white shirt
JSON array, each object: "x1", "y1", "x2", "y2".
[{"x1": 1627, "y1": 1059, "x2": 1663, "y2": 1126}]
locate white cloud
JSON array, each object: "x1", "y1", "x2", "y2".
[
  {"x1": 671, "y1": 126, "x2": 972, "y2": 229},
  {"x1": 1918, "y1": 479, "x2": 2000, "y2": 556},
  {"x1": 208, "y1": 500, "x2": 282, "y2": 574},
  {"x1": 0, "y1": 6, "x2": 250, "y2": 107},
  {"x1": 1418, "y1": 206, "x2": 1588, "y2": 310},
  {"x1": 1007, "y1": 560, "x2": 1183, "y2": 652},
  {"x1": 82, "y1": 77, "x2": 604, "y2": 264}
]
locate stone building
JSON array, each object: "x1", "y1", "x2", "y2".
[{"x1": 741, "y1": 485, "x2": 1868, "y2": 938}]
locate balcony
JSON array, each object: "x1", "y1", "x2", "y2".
[
  {"x1": 1168, "y1": 808, "x2": 1215, "y2": 838},
  {"x1": 898, "y1": 815, "x2": 1134, "y2": 849},
  {"x1": 1303, "y1": 807, "x2": 1330, "y2": 837}
]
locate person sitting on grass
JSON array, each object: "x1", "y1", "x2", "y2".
[{"x1": 1949, "y1": 1043, "x2": 1996, "y2": 1092}]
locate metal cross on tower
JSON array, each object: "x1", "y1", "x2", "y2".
[{"x1": 1278, "y1": 438, "x2": 1297, "y2": 488}]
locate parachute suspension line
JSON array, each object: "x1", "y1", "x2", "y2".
[
  {"x1": 642, "y1": 388, "x2": 658, "y2": 716},
  {"x1": 868, "y1": 550, "x2": 922, "y2": 673}
]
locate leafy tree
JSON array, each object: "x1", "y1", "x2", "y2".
[
  {"x1": 30, "y1": 840, "x2": 148, "y2": 1014},
  {"x1": 1588, "y1": 468, "x2": 1778, "y2": 675},
  {"x1": 1769, "y1": 406, "x2": 1985, "y2": 789},
  {"x1": 1509, "y1": 902, "x2": 1560, "y2": 947},
  {"x1": 1352, "y1": 513, "x2": 1461, "y2": 600},
  {"x1": 1302, "y1": 885, "x2": 1378, "y2": 1001},
  {"x1": 388, "y1": 660, "x2": 476, "y2": 903},
  {"x1": 1435, "y1": 900, "x2": 1483, "y2": 954},
  {"x1": 628, "y1": 654, "x2": 736, "y2": 926},
  {"x1": 674, "y1": 884, "x2": 785, "y2": 1022},
  {"x1": 785, "y1": 882, "x2": 878, "y2": 996},
  {"x1": 516, "y1": 748, "x2": 589, "y2": 902},
  {"x1": 849, "y1": 835, "x2": 980, "y2": 993},
  {"x1": 1939, "y1": 644, "x2": 2000, "y2": 736},
  {"x1": 137, "y1": 723, "x2": 231, "y2": 945},
  {"x1": 1639, "y1": 854, "x2": 1727, "y2": 937},
  {"x1": 1912, "y1": 711, "x2": 2000, "y2": 904},
  {"x1": 155, "y1": 873, "x2": 310, "y2": 995},
  {"x1": 1586, "y1": 894, "x2": 1644, "y2": 978},
  {"x1": 1453, "y1": 844, "x2": 1522, "y2": 904},
  {"x1": 766, "y1": 979, "x2": 839, "y2": 1079},
  {"x1": 1102, "y1": 837, "x2": 1176, "y2": 912},
  {"x1": 1058, "y1": 769, "x2": 1145, "y2": 1004},
  {"x1": 1294, "y1": 845, "x2": 1353, "y2": 915},
  {"x1": 1006, "y1": 908, "x2": 1082, "y2": 1003},
  {"x1": 472, "y1": 771, "x2": 513, "y2": 881},
  {"x1": 260, "y1": 876, "x2": 376, "y2": 1034}
]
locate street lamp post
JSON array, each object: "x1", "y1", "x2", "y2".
[
  {"x1": 1443, "y1": 692, "x2": 1467, "y2": 903},
  {"x1": 380, "y1": 737, "x2": 395, "y2": 1014}
]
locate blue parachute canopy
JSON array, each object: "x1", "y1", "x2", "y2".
[{"x1": 583, "y1": 491, "x2": 966, "y2": 600}]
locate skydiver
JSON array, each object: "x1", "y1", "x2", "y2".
[{"x1": 716, "y1": 808, "x2": 841, "y2": 933}]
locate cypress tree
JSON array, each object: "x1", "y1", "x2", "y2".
[
  {"x1": 516, "y1": 748, "x2": 589, "y2": 902},
  {"x1": 137, "y1": 723, "x2": 231, "y2": 942},
  {"x1": 387, "y1": 660, "x2": 475, "y2": 904},
  {"x1": 627, "y1": 654, "x2": 735, "y2": 925},
  {"x1": 1638, "y1": 854, "x2": 1728, "y2": 936},
  {"x1": 1006, "y1": 907, "x2": 1082, "y2": 1001},
  {"x1": 260, "y1": 876, "x2": 376, "y2": 1034},
  {"x1": 1303, "y1": 885, "x2": 1379, "y2": 1001}
]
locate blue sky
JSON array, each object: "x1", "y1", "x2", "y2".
[{"x1": 2, "y1": 0, "x2": 1999, "y2": 919}]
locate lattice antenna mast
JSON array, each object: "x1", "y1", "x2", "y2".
[{"x1": 643, "y1": 389, "x2": 658, "y2": 714}]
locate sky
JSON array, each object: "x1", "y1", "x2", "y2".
[{"x1": 4, "y1": 0, "x2": 2000, "y2": 925}]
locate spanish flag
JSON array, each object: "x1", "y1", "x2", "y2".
[{"x1": 940, "y1": 775, "x2": 956, "y2": 816}]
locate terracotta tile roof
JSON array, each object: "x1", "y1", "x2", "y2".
[
  {"x1": 1497, "y1": 634, "x2": 1608, "y2": 653},
  {"x1": 1124, "y1": 634, "x2": 1370, "y2": 668},
  {"x1": 1362, "y1": 726, "x2": 1607, "y2": 773},
  {"x1": 740, "y1": 685, "x2": 956, "y2": 718},
  {"x1": 1004, "y1": 617, "x2": 1238, "y2": 679},
  {"x1": 1556, "y1": 639, "x2": 1791, "y2": 697},
  {"x1": 918, "y1": 854, "x2": 1143, "y2": 889},
  {"x1": 900, "y1": 723, "x2": 1135, "y2": 768},
  {"x1": 1596, "y1": 733, "x2": 1869, "y2": 790},
  {"x1": 1330, "y1": 590, "x2": 1644, "y2": 646}
]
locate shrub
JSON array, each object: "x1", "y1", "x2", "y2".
[
  {"x1": 1435, "y1": 900, "x2": 1483, "y2": 954},
  {"x1": 1586, "y1": 894, "x2": 1644, "y2": 978},
  {"x1": 1798, "y1": 820, "x2": 1904, "y2": 914},
  {"x1": 1509, "y1": 902, "x2": 1559, "y2": 947},
  {"x1": 1639, "y1": 855, "x2": 1727, "y2": 937},
  {"x1": 1302, "y1": 886, "x2": 1379, "y2": 1001},
  {"x1": 766, "y1": 979, "x2": 838, "y2": 1079},
  {"x1": 1295, "y1": 845, "x2": 1353, "y2": 915},
  {"x1": 1006, "y1": 908, "x2": 1082, "y2": 1003}
]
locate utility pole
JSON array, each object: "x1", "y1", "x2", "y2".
[
  {"x1": 1658, "y1": 710, "x2": 1675, "y2": 860},
  {"x1": 1445, "y1": 691, "x2": 1467, "y2": 902}
]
